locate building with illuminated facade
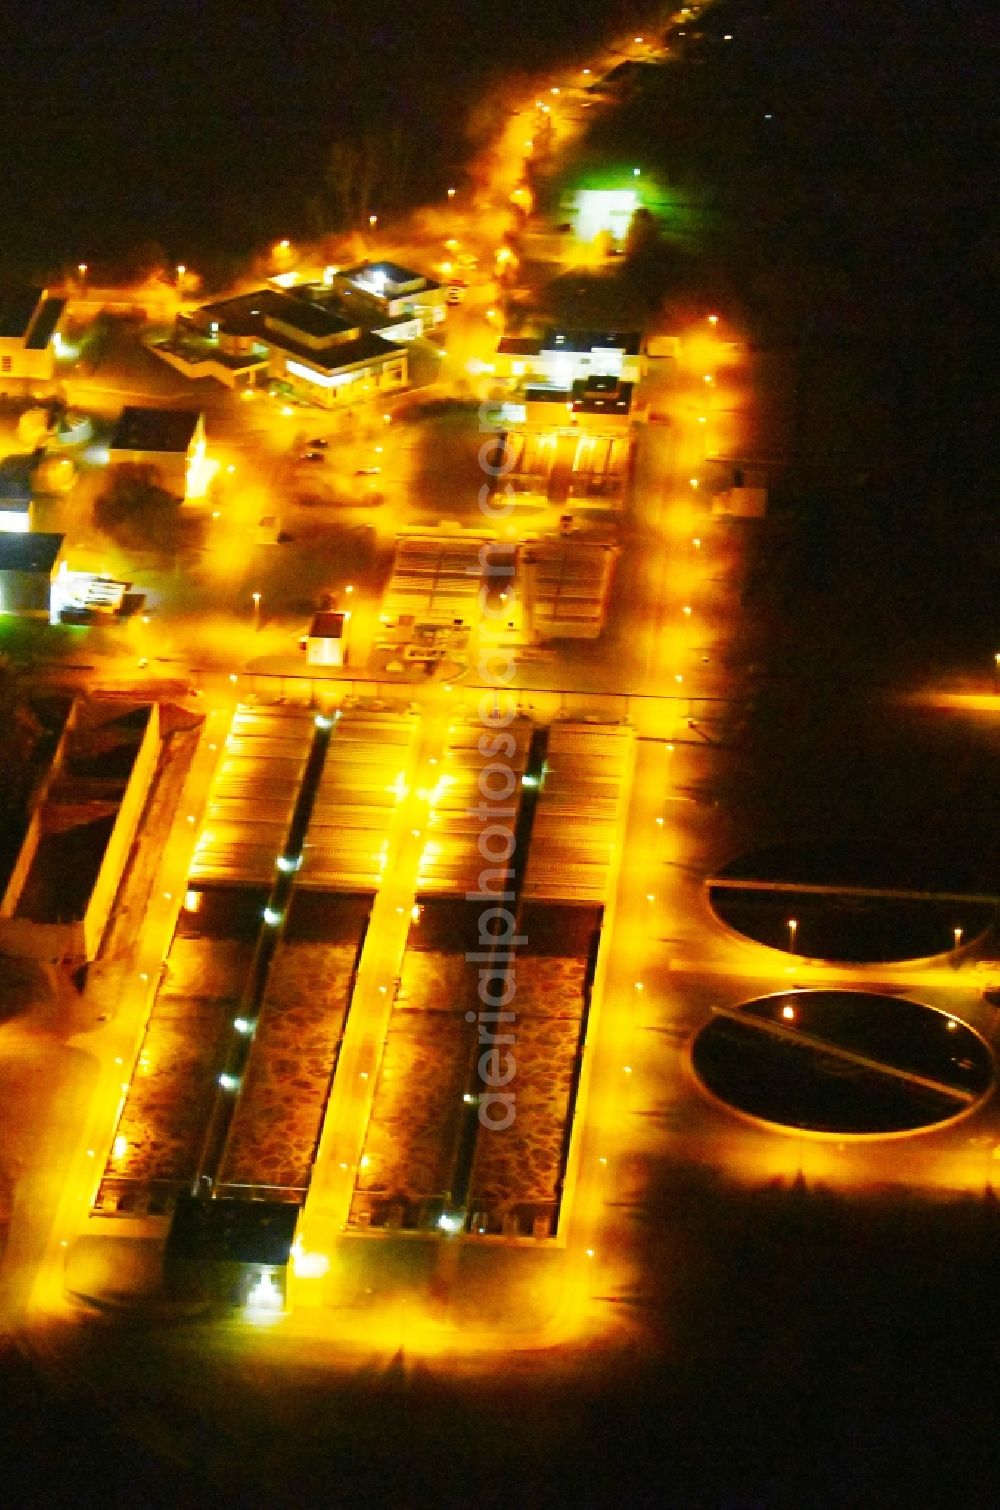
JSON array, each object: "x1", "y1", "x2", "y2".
[
  {"x1": 330, "y1": 260, "x2": 446, "y2": 337},
  {"x1": 149, "y1": 287, "x2": 408, "y2": 406},
  {"x1": 0, "y1": 285, "x2": 67, "y2": 389},
  {"x1": 108, "y1": 407, "x2": 207, "y2": 500},
  {"x1": 495, "y1": 328, "x2": 643, "y2": 387}
]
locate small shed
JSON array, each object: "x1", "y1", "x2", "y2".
[
  {"x1": 0, "y1": 531, "x2": 64, "y2": 617},
  {"x1": 305, "y1": 610, "x2": 348, "y2": 666}
]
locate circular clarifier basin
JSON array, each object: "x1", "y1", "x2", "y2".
[
  {"x1": 692, "y1": 990, "x2": 993, "y2": 1135},
  {"x1": 708, "y1": 841, "x2": 995, "y2": 963}
]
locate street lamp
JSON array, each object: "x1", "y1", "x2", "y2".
[
  {"x1": 787, "y1": 917, "x2": 798, "y2": 952},
  {"x1": 953, "y1": 926, "x2": 964, "y2": 951},
  {"x1": 993, "y1": 652, "x2": 1000, "y2": 693},
  {"x1": 77, "y1": 262, "x2": 88, "y2": 281},
  {"x1": 252, "y1": 590, "x2": 261, "y2": 630},
  {"x1": 447, "y1": 187, "x2": 456, "y2": 199},
  {"x1": 369, "y1": 214, "x2": 378, "y2": 229}
]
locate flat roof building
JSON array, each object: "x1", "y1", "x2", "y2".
[
  {"x1": 108, "y1": 406, "x2": 207, "y2": 500},
  {"x1": 110, "y1": 407, "x2": 203, "y2": 456},
  {"x1": 0, "y1": 286, "x2": 67, "y2": 386},
  {"x1": 331, "y1": 261, "x2": 445, "y2": 332},
  {"x1": 0, "y1": 531, "x2": 65, "y2": 618},
  {"x1": 496, "y1": 327, "x2": 643, "y2": 386},
  {"x1": 0, "y1": 453, "x2": 36, "y2": 532},
  {"x1": 150, "y1": 287, "x2": 408, "y2": 406}
]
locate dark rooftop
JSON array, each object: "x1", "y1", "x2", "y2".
[
  {"x1": 498, "y1": 336, "x2": 544, "y2": 356},
  {"x1": 269, "y1": 296, "x2": 357, "y2": 340},
  {"x1": 0, "y1": 286, "x2": 43, "y2": 340},
  {"x1": 25, "y1": 297, "x2": 66, "y2": 351},
  {"x1": 192, "y1": 288, "x2": 398, "y2": 367},
  {"x1": 0, "y1": 531, "x2": 63, "y2": 573},
  {"x1": 571, "y1": 376, "x2": 634, "y2": 413},
  {"x1": 272, "y1": 327, "x2": 403, "y2": 374},
  {"x1": 110, "y1": 406, "x2": 202, "y2": 454},
  {"x1": 309, "y1": 611, "x2": 346, "y2": 637},
  {"x1": 198, "y1": 289, "x2": 288, "y2": 335},
  {"x1": 544, "y1": 329, "x2": 642, "y2": 355},
  {"x1": 0, "y1": 452, "x2": 36, "y2": 504},
  {"x1": 168, "y1": 1196, "x2": 298, "y2": 1264}
]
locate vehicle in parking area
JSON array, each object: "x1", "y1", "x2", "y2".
[
  {"x1": 299, "y1": 450, "x2": 326, "y2": 463},
  {"x1": 307, "y1": 437, "x2": 329, "y2": 448}
]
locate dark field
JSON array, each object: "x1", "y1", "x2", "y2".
[{"x1": 6, "y1": 1171, "x2": 1000, "y2": 1508}]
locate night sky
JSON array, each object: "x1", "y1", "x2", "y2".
[{"x1": 0, "y1": 0, "x2": 642, "y2": 270}]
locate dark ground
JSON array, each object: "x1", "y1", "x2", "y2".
[
  {"x1": 541, "y1": 0, "x2": 998, "y2": 681},
  {"x1": 4, "y1": 1170, "x2": 1000, "y2": 1509}
]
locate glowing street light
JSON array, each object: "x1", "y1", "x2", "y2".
[
  {"x1": 77, "y1": 262, "x2": 88, "y2": 280},
  {"x1": 369, "y1": 213, "x2": 378, "y2": 229},
  {"x1": 447, "y1": 186, "x2": 456, "y2": 199},
  {"x1": 176, "y1": 263, "x2": 186, "y2": 285},
  {"x1": 787, "y1": 917, "x2": 798, "y2": 951},
  {"x1": 707, "y1": 313, "x2": 719, "y2": 326},
  {"x1": 252, "y1": 590, "x2": 261, "y2": 629},
  {"x1": 953, "y1": 926, "x2": 964, "y2": 950}
]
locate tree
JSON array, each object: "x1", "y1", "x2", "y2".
[
  {"x1": 322, "y1": 128, "x2": 418, "y2": 232},
  {"x1": 624, "y1": 206, "x2": 660, "y2": 262},
  {"x1": 93, "y1": 464, "x2": 181, "y2": 554}
]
